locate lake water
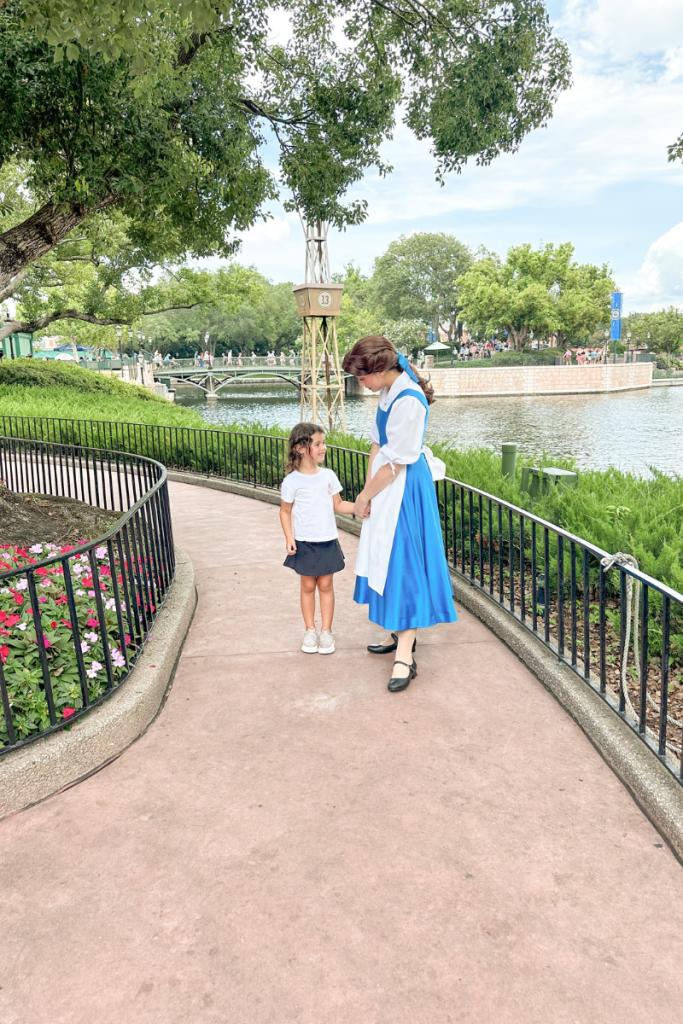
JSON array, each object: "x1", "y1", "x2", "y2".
[{"x1": 175, "y1": 383, "x2": 683, "y2": 477}]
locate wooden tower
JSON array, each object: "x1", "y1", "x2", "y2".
[{"x1": 292, "y1": 220, "x2": 346, "y2": 431}]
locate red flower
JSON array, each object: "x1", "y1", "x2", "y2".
[
  {"x1": 0, "y1": 646, "x2": 8, "y2": 664},
  {"x1": 50, "y1": 621, "x2": 57, "y2": 628},
  {"x1": 62, "y1": 707, "x2": 75, "y2": 719},
  {"x1": 61, "y1": 619, "x2": 72, "y2": 628},
  {"x1": 86, "y1": 617, "x2": 99, "y2": 627},
  {"x1": 9, "y1": 590, "x2": 24, "y2": 606},
  {"x1": 6, "y1": 614, "x2": 19, "y2": 627}
]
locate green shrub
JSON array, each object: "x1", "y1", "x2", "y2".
[
  {"x1": 454, "y1": 349, "x2": 561, "y2": 368},
  {"x1": 0, "y1": 358, "x2": 163, "y2": 401}
]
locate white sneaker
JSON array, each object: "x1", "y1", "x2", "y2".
[
  {"x1": 302, "y1": 627, "x2": 319, "y2": 654},
  {"x1": 318, "y1": 629, "x2": 335, "y2": 655}
]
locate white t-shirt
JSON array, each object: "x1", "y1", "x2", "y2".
[{"x1": 281, "y1": 468, "x2": 342, "y2": 542}]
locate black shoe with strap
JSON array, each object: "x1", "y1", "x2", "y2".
[
  {"x1": 367, "y1": 633, "x2": 417, "y2": 655},
  {"x1": 387, "y1": 659, "x2": 418, "y2": 693}
]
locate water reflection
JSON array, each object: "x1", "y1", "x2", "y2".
[{"x1": 176, "y1": 383, "x2": 683, "y2": 477}]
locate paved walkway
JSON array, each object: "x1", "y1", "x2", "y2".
[{"x1": 3, "y1": 482, "x2": 683, "y2": 1024}]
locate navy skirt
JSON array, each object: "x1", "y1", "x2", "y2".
[{"x1": 284, "y1": 539, "x2": 345, "y2": 577}]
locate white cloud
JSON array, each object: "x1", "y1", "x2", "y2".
[
  {"x1": 240, "y1": 215, "x2": 292, "y2": 246},
  {"x1": 559, "y1": 0, "x2": 683, "y2": 61},
  {"x1": 627, "y1": 221, "x2": 683, "y2": 307}
]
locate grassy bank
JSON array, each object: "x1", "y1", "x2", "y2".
[{"x1": 0, "y1": 359, "x2": 207, "y2": 430}]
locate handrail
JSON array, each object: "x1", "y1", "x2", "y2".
[
  {"x1": 0, "y1": 440, "x2": 168, "y2": 581},
  {"x1": 0, "y1": 435, "x2": 175, "y2": 756},
  {"x1": 2, "y1": 414, "x2": 683, "y2": 783}
]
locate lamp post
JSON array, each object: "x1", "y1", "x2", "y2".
[
  {"x1": 115, "y1": 325, "x2": 122, "y2": 378},
  {"x1": 626, "y1": 330, "x2": 632, "y2": 364},
  {"x1": 128, "y1": 325, "x2": 133, "y2": 361},
  {"x1": 604, "y1": 328, "x2": 609, "y2": 363}
]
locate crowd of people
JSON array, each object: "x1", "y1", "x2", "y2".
[{"x1": 564, "y1": 347, "x2": 607, "y2": 364}]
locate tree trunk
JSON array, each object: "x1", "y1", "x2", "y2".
[
  {"x1": 506, "y1": 324, "x2": 528, "y2": 351},
  {"x1": 0, "y1": 195, "x2": 120, "y2": 297}
]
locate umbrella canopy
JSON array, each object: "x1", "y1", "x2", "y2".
[{"x1": 424, "y1": 340, "x2": 451, "y2": 351}]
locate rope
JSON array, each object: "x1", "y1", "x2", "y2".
[{"x1": 600, "y1": 552, "x2": 682, "y2": 751}]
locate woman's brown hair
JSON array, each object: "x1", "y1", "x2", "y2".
[
  {"x1": 285, "y1": 421, "x2": 324, "y2": 475},
  {"x1": 341, "y1": 335, "x2": 434, "y2": 404}
]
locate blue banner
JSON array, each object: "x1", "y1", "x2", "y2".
[{"x1": 610, "y1": 292, "x2": 622, "y2": 341}]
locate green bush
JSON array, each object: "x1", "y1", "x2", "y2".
[
  {"x1": 0, "y1": 358, "x2": 163, "y2": 401},
  {"x1": 454, "y1": 349, "x2": 561, "y2": 368}
]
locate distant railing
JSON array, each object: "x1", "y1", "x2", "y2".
[
  {"x1": 0, "y1": 435, "x2": 175, "y2": 755},
  {"x1": 2, "y1": 414, "x2": 683, "y2": 783}
]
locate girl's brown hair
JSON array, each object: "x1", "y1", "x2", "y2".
[
  {"x1": 285, "y1": 421, "x2": 324, "y2": 475},
  {"x1": 341, "y1": 335, "x2": 434, "y2": 404}
]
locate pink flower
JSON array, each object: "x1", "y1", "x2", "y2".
[
  {"x1": 43, "y1": 636, "x2": 51, "y2": 648},
  {"x1": 38, "y1": 596, "x2": 47, "y2": 604},
  {"x1": 62, "y1": 707, "x2": 75, "y2": 719},
  {"x1": 86, "y1": 617, "x2": 99, "y2": 627}
]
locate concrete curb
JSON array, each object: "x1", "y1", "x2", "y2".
[
  {"x1": 166, "y1": 473, "x2": 683, "y2": 859},
  {"x1": 0, "y1": 546, "x2": 196, "y2": 820}
]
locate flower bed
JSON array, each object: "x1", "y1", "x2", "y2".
[{"x1": 0, "y1": 542, "x2": 142, "y2": 748}]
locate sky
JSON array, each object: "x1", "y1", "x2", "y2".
[{"x1": 229, "y1": 0, "x2": 683, "y2": 315}]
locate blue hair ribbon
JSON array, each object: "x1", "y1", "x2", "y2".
[{"x1": 397, "y1": 352, "x2": 420, "y2": 384}]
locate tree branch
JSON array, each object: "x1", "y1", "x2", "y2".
[
  {"x1": 0, "y1": 300, "x2": 210, "y2": 341},
  {"x1": 0, "y1": 267, "x2": 28, "y2": 304},
  {"x1": 0, "y1": 195, "x2": 122, "y2": 296}
]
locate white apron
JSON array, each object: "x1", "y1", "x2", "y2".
[{"x1": 354, "y1": 445, "x2": 445, "y2": 597}]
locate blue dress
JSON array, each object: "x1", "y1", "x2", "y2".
[{"x1": 353, "y1": 388, "x2": 458, "y2": 631}]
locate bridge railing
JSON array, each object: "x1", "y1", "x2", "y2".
[
  {"x1": 2, "y1": 414, "x2": 683, "y2": 784},
  {"x1": 0, "y1": 434, "x2": 175, "y2": 756}
]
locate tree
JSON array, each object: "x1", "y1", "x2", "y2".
[
  {"x1": 6, "y1": 206, "x2": 262, "y2": 344},
  {"x1": 143, "y1": 278, "x2": 303, "y2": 357},
  {"x1": 334, "y1": 264, "x2": 385, "y2": 352},
  {"x1": 371, "y1": 233, "x2": 473, "y2": 345},
  {"x1": 0, "y1": 1, "x2": 571, "y2": 300},
  {"x1": 456, "y1": 242, "x2": 614, "y2": 351},
  {"x1": 624, "y1": 308, "x2": 683, "y2": 366}
]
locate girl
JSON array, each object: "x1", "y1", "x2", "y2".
[
  {"x1": 341, "y1": 336, "x2": 457, "y2": 692},
  {"x1": 280, "y1": 422, "x2": 356, "y2": 655}
]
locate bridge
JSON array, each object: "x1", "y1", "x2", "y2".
[{"x1": 152, "y1": 363, "x2": 309, "y2": 396}]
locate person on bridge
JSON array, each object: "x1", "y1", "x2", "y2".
[
  {"x1": 342, "y1": 336, "x2": 457, "y2": 692},
  {"x1": 280, "y1": 422, "x2": 358, "y2": 656}
]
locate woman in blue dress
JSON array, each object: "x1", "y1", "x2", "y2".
[{"x1": 341, "y1": 336, "x2": 457, "y2": 692}]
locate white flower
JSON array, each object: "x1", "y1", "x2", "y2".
[
  {"x1": 75, "y1": 589, "x2": 85, "y2": 596},
  {"x1": 0, "y1": 588, "x2": 9, "y2": 594},
  {"x1": 81, "y1": 641, "x2": 90, "y2": 653},
  {"x1": 71, "y1": 564, "x2": 83, "y2": 576},
  {"x1": 15, "y1": 578, "x2": 28, "y2": 591},
  {"x1": 29, "y1": 544, "x2": 43, "y2": 554},
  {"x1": 86, "y1": 660, "x2": 102, "y2": 679},
  {"x1": 45, "y1": 543, "x2": 57, "y2": 551},
  {"x1": 105, "y1": 598, "x2": 116, "y2": 610},
  {"x1": 95, "y1": 546, "x2": 107, "y2": 559},
  {"x1": 16, "y1": 622, "x2": 27, "y2": 631},
  {"x1": 112, "y1": 651, "x2": 126, "y2": 668},
  {"x1": 85, "y1": 631, "x2": 98, "y2": 643},
  {"x1": 40, "y1": 580, "x2": 51, "y2": 588}
]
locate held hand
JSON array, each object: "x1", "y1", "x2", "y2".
[
  {"x1": 353, "y1": 493, "x2": 370, "y2": 518},
  {"x1": 286, "y1": 538, "x2": 297, "y2": 556},
  {"x1": 362, "y1": 500, "x2": 372, "y2": 518}
]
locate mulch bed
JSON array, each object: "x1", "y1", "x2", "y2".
[{"x1": 0, "y1": 485, "x2": 118, "y2": 548}]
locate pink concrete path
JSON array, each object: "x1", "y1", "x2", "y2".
[{"x1": 2, "y1": 482, "x2": 683, "y2": 1024}]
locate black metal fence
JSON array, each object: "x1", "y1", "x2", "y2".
[
  {"x1": 3, "y1": 415, "x2": 683, "y2": 784},
  {"x1": 0, "y1": 435, "x2": 175, "y2": 755}
]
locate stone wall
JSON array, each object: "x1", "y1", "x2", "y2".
[{"x1": 346, "y1": 362, "x2": 653, "y2": 398}]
